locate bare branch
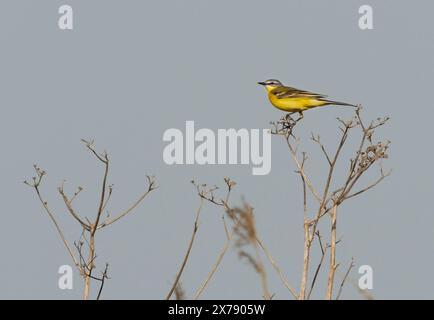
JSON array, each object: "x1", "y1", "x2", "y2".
[
  {"x1": 166, "y1": 198, "x2": 204, "y2": 300},
  {"x1": 193, "y1": 217, "x2": 233, "y2": 300},
  {"x1": 101, "y1": 184, "x2": 113, "y2": 213},
  {"x1": 344, "y1": 169, "x2": 391, "y2": 201},
  {"x1": 336, "y1": 258, "x2": 355, "y2": 300},
  {"x1": 326, "y1": 204, "x2": 338, "y2": 299},
  {"x1": 286, "y1": 139, "x2": 322, "y2": 203},
  {"x1": 28, "y1": 140, "x2": 156, "y2": 301},
  {"x1": 298, "y1": 152, "x2": 310, "y2": 300},
  {"x1": 25, "y1": 166, "x2": 80, "y2": 270},
  {"x1": 309, "y1": 120, "x2": 353, "y2": 245},
  {"x1": 256, "y1": 237, "x2": 298, "y2": 299},
  {"x1": 96, "y1": 263, "x2": 110, "y2": 300},
  {"x1": 307, "y1": 232, "x2": 330, "y2": 299},
  {"x1": 81, "y1": 139, "x2": 107, "y2": 164},
  {"x1": 194, "y1": 181, "x2": 224, "y2": 207},
  {"x1": 201, "y1": 178, "x2": 298, "y2": 299},
  {"x1": 69, "y1": 186, "x2": 83, "y2": 204},
  {"x1": 97, "y1": 176, "x2": 156, "y2": 229},
  {"x1": 311, "y1": 133, "x2": 332, "y2": 166},
  {"x1": 268, "y1": 107, "x2": 389, "y2": 301},
  {"x1": 94, "y1": 150, "x2": 109, "y2": 235},
  {"x1": 270, "y1": 115, "x2": 322, "y2": 203},
  {"x1": 58, "y1": 185, "x2": 90, "y2": 230}
]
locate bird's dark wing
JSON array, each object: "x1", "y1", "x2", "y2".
[{"x1": 271, "y1": 86, "x2": 328, "y2": 99}]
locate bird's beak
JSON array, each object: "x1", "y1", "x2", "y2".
[{"x1": 258, "y1": 81, "x2": 266, "y2": 86}]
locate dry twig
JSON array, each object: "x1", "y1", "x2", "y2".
[
  {"x1": 26, "y1": 140, "x2": 156, "y2": 299},
  {"x1": 271, "y1": 107, "x2": 390, "y2": 299}
]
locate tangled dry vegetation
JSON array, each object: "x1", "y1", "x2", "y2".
[
  {"x1": 25, "y1": 139, "x2": 156, "y2": 300},
  {"x1": 166, "y1": 107, "x2": 390, "y2": 300},
  {"x1": 26, "y1": 107, "x2": 389, "y2": 300}
]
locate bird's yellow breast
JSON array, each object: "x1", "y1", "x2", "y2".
[{"x1": 268, "y1": 92, "x2": 326, "y2": 112}]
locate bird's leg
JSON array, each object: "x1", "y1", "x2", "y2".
[
  {"x1": 296, "y1": 111, "x2": 304, "y2": 122},
  {"x1": 285, "y1": 112, "x2": 298, "y2": 122},
  {"x1": 289, "y1": 111, "x2": 304, "y2": 123}
]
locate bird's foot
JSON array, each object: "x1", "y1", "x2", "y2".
[
  {"x1": 285, "y1": 112, "x2": 304, "y2": 124},
  {"x1": 294, "y1": 112, "x2": 304, "y2": 122}
]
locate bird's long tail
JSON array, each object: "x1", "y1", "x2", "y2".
[{"x1": 322, "y1": 99, "x2": 358, "y2": 108}]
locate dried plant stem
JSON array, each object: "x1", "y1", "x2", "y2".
[
  {"x1": 336, "y1": 258, "x2": 355, "y2": 300},
  {"x1": 59, "y1": 187, "x2": 89, "y2": 230},
  {"x1": 194, "y1": 219, "x2": 233, "y2": 300},
  {"x1": 97, "y1": 191, "x2": 151, "y2": 229},
  {"x1": 83, "y1": 231, "x2": 95, "y2": 300},
  {"x1": 35, "y1": 187, "x2": 79, "y2": 268},
  {"x1": 26, "y1": 140, "x2": 155, "y2": 300},
  {"x1": 307, "y1": 233, "x2": 329, "y2": 299},
  {"x1": 286, "y1": 140, "x2": 321, "y2": 203},
  {"x1": 298, "y1": 153, "x2": 310, "y2": 300},
  {"x1": 193, "y1": 236, "x2": 232, "y2": 300},
  {"x1": 166, "y1": 198, "x2": 203, "y2": 300},
  {"x1": 199, "y1": 179, "x2": 297, "y2": 300},
  {"x1": 326, "y1": 204, "x2": 338, "y2": 299},
  {"x1": 299, "y1": 220, "x2": 310, "y2": 300},
  {"x1": 256, "y1": 237, "x2": 298, "y2": 299},
  {"x1": 268, "y1": 109, "x2": 390, "y2": 299},
  {"x1": 96, "y1": 264, "x2": 109, "y2": 300},
  {"x1": 83, "y1": 147, "x2": 109, "y2": 300}
]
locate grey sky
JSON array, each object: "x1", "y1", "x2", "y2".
[{"x1": 0, "y1": 0, "x2": 433, "y2": 299}]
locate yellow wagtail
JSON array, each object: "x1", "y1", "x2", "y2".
[{"x1": 258, "y1": 79, "x2": 357, "y2": 118}]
